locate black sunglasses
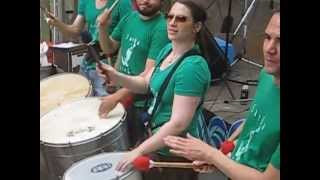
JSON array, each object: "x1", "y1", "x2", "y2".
[{"x1": 165, "y1": 13, "x2": 189, "y2": 23}]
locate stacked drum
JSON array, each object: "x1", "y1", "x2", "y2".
[{"x1": 40, "y1": 73, "x2": 131, "y2": 180}]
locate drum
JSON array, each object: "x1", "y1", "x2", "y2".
[
  {"x1": 40, "y1": 73, "x2": 92, "y2": 117},
  {"x1": 63, "y1": 152, "x2": 142, "y2": 180},
  {"x1": 40, "y1": 98, "x2": 129, "y2": 180},
  {"x1": 40, "y1": 65, "x2": 57, "y2": 80}
]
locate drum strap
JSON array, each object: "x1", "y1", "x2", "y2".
[{"x1": 144, "y1": 48, "x2": 201, "y2": 132}]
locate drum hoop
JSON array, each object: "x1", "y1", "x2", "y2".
[
  {"x1": 40, "y1": 108, "x2": 127, "y2": 147},
  {"x1": 40, "y1": 72, "x2": 92, "y2": 96}
]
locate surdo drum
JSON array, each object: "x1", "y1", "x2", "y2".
[
  {"x1": 40, "y1": 98, "x2": 129, "y2": 180},
  {"x1": 40, "y1": 73, "x2": 92, "y2": 117},
  {"x1": 63, "y1": 152, "x2": 142, "y2": 180}
]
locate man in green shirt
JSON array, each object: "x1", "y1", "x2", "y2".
[
  {"x1": 46, "y1": 0, "x2": 132, "y2": 96},
  {"x1": 97, "y1": 0, "x2": 170, "y2": 147},
  {"x1": 164, "y1": 9, "x2": 280, "y2": 179}
]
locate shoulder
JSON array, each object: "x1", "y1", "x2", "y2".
[
  {"x1": 152, "y1": 13, "x2": 167, "y2": 29},
  {"x1": 178, "y1": 55, "x2": 211, "y2": 77}
]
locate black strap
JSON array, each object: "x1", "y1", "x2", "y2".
[{"x1": 147, "y1": 49, "x2": 201, "y2": 130}]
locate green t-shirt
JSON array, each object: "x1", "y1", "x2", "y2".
[
  {"x1": 148, "y1": 43, "x2": 211, "y2": 156},
  {"x1": 111, "y1": 11, "x2": 170, "y2": 76},
  {"x1": 231, "y1": 69, "x2": 280, "y2": 172},
  {"x1": 78, "y1": 0, "x2": 132, "y2": 70}
]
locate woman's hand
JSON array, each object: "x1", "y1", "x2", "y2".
[
  {"x1": 116, "y1": 149, "x2": 143, "y2": 172},
  {"x1": 164, "y1": 133, "x2": 216, "y2": 163},
  {"x1": 96, "y1": 63, "x2": 118, "y2": 83},
  {"x1": 98, "y1": 95, "x2": 119, "y2": 118}
]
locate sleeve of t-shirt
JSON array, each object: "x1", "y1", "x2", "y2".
[
  {"x1": 111, "y1": 13, "x2": 130, "y2": 42},
  {"x1": 148, "y1": 23, "x2": 169, "y2": 60},
  {"x1": 174, "y1": 57, "x2": 210, "y2": 97},
  {"x1": 78, "y1": 0, "x2": 86, "y2": 16},
  {"x1": 270, "y1": 144, "x2": 280, "y2": 170},
  {"x1": 109, "y1": 0, "x2": 133, "y2": 33},
  {"x1": 119, "y1": 0, "x2": 133, "y2": 18}
]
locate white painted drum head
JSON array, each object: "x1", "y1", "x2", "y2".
[
  {"x1": 40, "y1": 98, "x2": 125, "y2": 144},
  {"x1": 63, "y1": 152, "x2": 138, "y2": 180},
  {"x1": 40, "y1": 73, "x2": 92, "y2": 117}
]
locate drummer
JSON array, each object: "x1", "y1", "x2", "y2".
[
  {"x1": 96, "y1": 0, "x2": 170, "y2": 147},
  {"x1": 45, "y1": 0, "x2": 133, "y2": 96},
  {"x1": 164, "y1": 9, "x2": 280, "y2": 180},
  {"x1": 97, "y1": 1, "x2": 212, "y2": 179}
]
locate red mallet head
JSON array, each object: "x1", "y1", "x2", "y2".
[
  {"x1": 132, "y1": 156, "x2": 151, "y2": 171},
  {"x1": 220, "y1": 140, "x2": 235, "y2": 155}
]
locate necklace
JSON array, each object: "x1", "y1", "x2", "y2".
[{"x1": 167, "y1": 53, "x2": 181, "y2": 64}]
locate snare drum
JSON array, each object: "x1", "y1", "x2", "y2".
[
  {"x1": 40, "y1": 98, "x2": 129, "y2": 180},
  {"x1": 40, "y1": 73, "x2": 92, "y2": 117},
  {"x1": 63, "y1": 152, "x2": 142, "y2": 180}
]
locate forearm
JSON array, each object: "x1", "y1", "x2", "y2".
[
  {"x1": 99, "y1": 30, "x2": 118, "y2": 55},
  {"x1": 208, "y1": 149, "x2": 270, "y2": 180},
  {"x1": 54, "y1": 21, "x2": 81, "y2": 37},
  {"x1": 114, "y1": 72, "x2": 149, "y2": 94},
  {"x1": 136, "y1": 120, "x2": 189, "y2": 155}
]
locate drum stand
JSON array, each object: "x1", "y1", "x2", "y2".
[{"x1": 231, "y1": 0, "x2": 263, "y2": 68}]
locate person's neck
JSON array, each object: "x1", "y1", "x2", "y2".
[
  {"x1": 139, "y1": 11, "x2": 160, "y2": 20},
  {"x1": 171, "y1": 40, "x2": 195, "y2": 57}
]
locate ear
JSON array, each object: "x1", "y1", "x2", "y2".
[{"x1": 193, "y1": 22, "x2": 203, "y2": 33}]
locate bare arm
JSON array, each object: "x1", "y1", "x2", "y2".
[
  {"x1": 96, "y1": 58, "x2": 156, "y2": 117},
  {"x1": 47, "y1": 13, "x2": 85, "y2": 37},
  {"x1": 116, "y1": 95, "x2": 201, "y2": 171},
  {"x1": 97, "y1": 9, "x2": 120, "y2": 55},
  {"x1": 207, "y1": 149, "x2": 280, "y2": 180},
  {"x1": 136, "y1": 95, "x2": 201, "y2": 154},
  {"x1": 164, "y1": 134, "x2": 279, "y2": 180}
]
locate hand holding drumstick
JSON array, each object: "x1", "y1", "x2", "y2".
[{"x1": 96, "y1": 0, "x2": 121, "y2": 29}]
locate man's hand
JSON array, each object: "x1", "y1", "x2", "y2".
[
  {"x1": 193, "y1": 160, "x2": 218, "y2": 173},
  {"x1": 96, "y1": 9, "x2": 112, "y2": 30},
  {"x1": 164, "y1": 133, "x2": 216, "y2": 162},
  {"x1": 45, "y1": 10, "x2": 58, "y2": 27}
]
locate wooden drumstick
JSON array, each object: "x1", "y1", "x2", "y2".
[
  {"x1": 133, "y1": 156, "x2": 194, "y2": 171},
  {"x1": 150, "y1": 161, "x2": 194, "y2": 169},
  {"x1": 99, "y1": 0, "x2": 121, "y2": 25}
]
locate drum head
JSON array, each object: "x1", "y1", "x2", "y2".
[
  {"x1": 40, "y1": 98, "x2": 125, "y2": 144},
  {"x1": 40, "y1": 73, "x2": 91, "y2": 117},
  {"x1": 63, "y1": 152, "x2": 133, "y2": 180}
]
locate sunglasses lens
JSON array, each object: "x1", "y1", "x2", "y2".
[
  {"x1": 175, "y1": 16, "x2": 187, "y2": 23},
  {"x1": 166, "y1": 14, "x2": 188, "y2": 23}
]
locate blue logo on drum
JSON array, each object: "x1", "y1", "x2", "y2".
[{"x1": 91, "y1": 163, "x2": 112, "y2": 173}]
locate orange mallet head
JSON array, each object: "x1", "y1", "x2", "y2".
[{"x1": 132, "y1": 156, "x2": 151, "y2": 171}]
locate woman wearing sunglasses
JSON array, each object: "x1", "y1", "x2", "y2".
[{"x1": 97, "y1": 1, "x2": 212, "y2": 179}]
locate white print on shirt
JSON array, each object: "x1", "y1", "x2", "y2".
[
  {"x1": 233, "y1": 103, "x2": 266, "y2": 161},
  {"x1": 121, "y1": 35, "x2": 140, "y2": 74}
]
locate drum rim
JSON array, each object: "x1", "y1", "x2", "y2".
[
  {"x1": 62, "y1": 152, "x2": 137, "y2": 180},
  {"x1": 40, "y1": 98, "x2": 127, "y2": 147}
]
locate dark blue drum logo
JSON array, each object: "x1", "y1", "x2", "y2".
[{"x1": 91, "y1": 163, "x2": 113, "y2": 173}]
